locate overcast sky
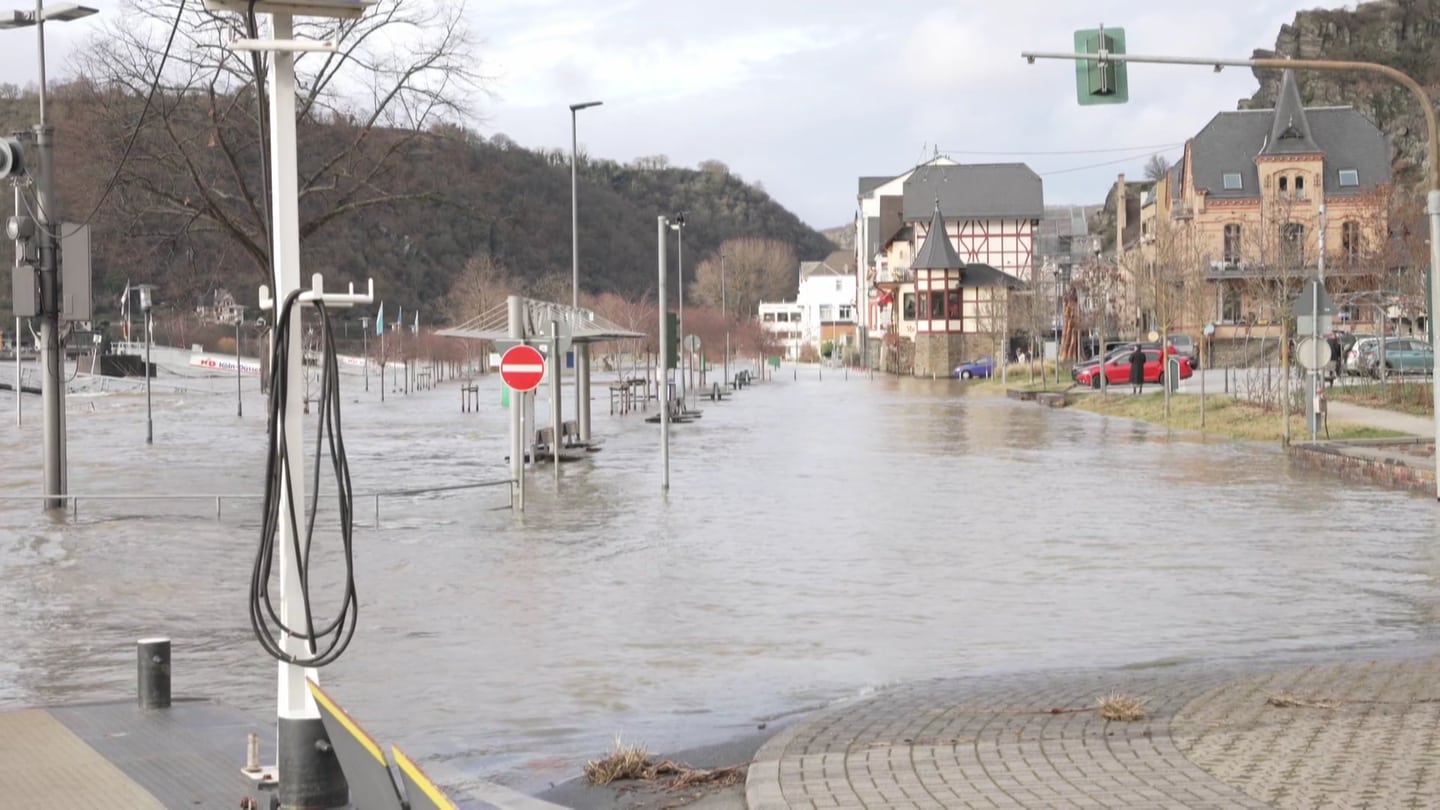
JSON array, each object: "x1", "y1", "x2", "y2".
[{"x1": 8, "y1": 0, "x2": 1308, "y2": 229}]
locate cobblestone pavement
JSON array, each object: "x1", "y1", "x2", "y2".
[{"x1": 747, "y1": 656, "x2": 1440, "y2": 809}]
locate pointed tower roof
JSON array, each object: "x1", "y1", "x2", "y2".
[
  {"x1": 1259, "y1": 69, "x2": 1322, "y2": 156},
  {"x1": 911, "y1": 200, "x2": 966, "y2": 270}
]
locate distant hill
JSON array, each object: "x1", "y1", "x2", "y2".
[
  {"x1": 820, "y1": 225, "x2": 854, "y2": 252},
  {"x1": 0, "y1": 85, "x2": 836, "y2": 321}
]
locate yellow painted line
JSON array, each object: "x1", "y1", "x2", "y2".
[
  {"x1": 392, "y1": 744, "x2": 459, "y2": 810},
  {"x1": 306, "y1": 679, "x2": 387, "y2": 765}
]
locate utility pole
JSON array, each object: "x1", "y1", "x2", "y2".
[{"x1": 1, "y1": 2, "x2": 97, "y2": 508}]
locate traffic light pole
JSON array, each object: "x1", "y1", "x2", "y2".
[
  {"x1": 35, "y1": 124, "x2": 64, "y2": 509},
  {"x1": 1021, "y1": 46, "x2": 1440, "y2": 498}
]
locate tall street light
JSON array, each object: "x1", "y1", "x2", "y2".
[
  {"x1": 670, "y1": 212, "x2": 686, "y2": 403},
  {"x1": 233, "y1": 308, "x2": 244, "y2": 417},
  {"x1": 2, "y1": 1, "x2": 99, "y2": 509},
  {"x1": 137, "y1": 284, "x2": 155, "y2": 444},
  {"x1": 569, "y1": 99, "x2": 601, "y2": 442},
  {"x1": 721, "y1": 251, "x2": 729, "y2": 388}
]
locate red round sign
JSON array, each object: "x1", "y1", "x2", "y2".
[{"x1": 500, "y1": 344, "x2": 546, "y2": 392}]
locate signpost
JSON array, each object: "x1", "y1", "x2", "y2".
[
  {"x1": 1294, "y1": 277, "x2": 1335, "y2": 440},
  {"x1": 499, "y1": 344, "x2": 545, "y2": 392}
]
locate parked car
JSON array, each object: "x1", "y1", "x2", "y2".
[
  {"x1": 1166, "y1": 334, "x2": 1200, "y2": 369},
  {"x1": 953, "y1": 356, "x2": 995, "y2": 379},
  {"x1": 1072, "y1": 346, "x2": 1192, "y2": 388},
  {"x1": 1358, "y1": 337, "x2": 1434, "y2": 377},
  {"x1": 1345, "y1": 336, "x2": 1380, "y2": 376}
]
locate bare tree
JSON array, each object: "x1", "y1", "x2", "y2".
[
  {"x1": 74, "y1": 0, "x2": 482, "y2": 289},
  {"x1": 689, "y1": 238, "x2": 798, "y2": 317},
  {"x1": 443, "y1": 254, "x2": 517, "y2": 323},
  {"x1": 1143, "y1": 153, "x2": 1171, "y2": 181}
]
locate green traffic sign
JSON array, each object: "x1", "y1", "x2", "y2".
[{"x1": 1074, "y1": 27, "x2": 1128, "y2": 105}]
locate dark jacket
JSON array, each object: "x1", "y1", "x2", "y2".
[{"x1": 1128, "y1": 348, "x2": 1147, "y2": 384}]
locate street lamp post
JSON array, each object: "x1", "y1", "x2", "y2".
[
  {"x1": 234, "y1": 310, "x2": 243, "y2": 418},
  {"x1": 138, "y1": 284, "x2": 154, "y2": 444},
  {"x1": 670, "y1": 213, "x2": 686, "y2": 405},
  {"x1": 570, "y1": 100, "x2": 601, "y2": 442},
  {"x1": 721, "y1": 251, "x2": 729, "y2": 388},
  {"x1": 359, "y1": 316, "x2": 370, "y2": 391},
  {"x1": 1, "y1": 1, "x2": 100, "y2": 508}
]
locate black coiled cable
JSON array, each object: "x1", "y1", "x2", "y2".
[{"x1": 249, "y1": 290, "x2": 358, "y2": 668}]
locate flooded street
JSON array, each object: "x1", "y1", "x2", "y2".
[{"x1": 1, "y1": 365, "x2": 1439, "y2": 793}]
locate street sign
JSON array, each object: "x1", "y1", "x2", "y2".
[
  {"x1": 1292, "y1": 278, "x2": 1335, "y2": 317},
  {"x1": 684, "y1": 334, "x2": 701, "y2": 351},
  {"x1": 1073, "y1": 27, "x2": 1128, "y2": 105},
  {"x1": 499, "y1": 344, "x2": 546, "y2": 392},
  {"x1": 1294, "y1": 336, "x2": 1332, "y2": 371}
]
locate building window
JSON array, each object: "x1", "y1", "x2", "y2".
[
  {"x1": 1222, "y1": 285, "x2": 1241, "y2": 322},
  {"x1": 834, "y1": 280, "x2": 842, "y2": 291},
  {"x1": 946, "y1": 289, "x2": 961, "y2": 319},
  {"x1": 1295, "y1": 175, "x2": 1306, "y2": 199},
  {"x1": 1223, "y1": 172, "x2": 1242, "y2": 190},
  {"x1": 1278, "y1": 176, "x2": 1288, "y2": 195},
  {"x1": 819, "y1": 305, "x2": 834, "y2": 321},
  {"x1": 763, "y1": 312, "x2": 775, "y2": 322},
  {"x1": 839, "y1": 305, "x2": 853, "y2": 320},
  {"x1": 1338, "y1": 169, "x2": 1359, "y2": 187},
  {"x1": 1281, "y1": 222, "x2": 1305, "y2": 266},
  {"x1": 1223, "y1": 224, "x2": 1242, "y2": 262},
  {"x1": 902, "y1": 293, "x2": 916, "y2": 321},
  {"x1": 929, "y1": 291, "x2": 946, "y2": 319},
  {"x1": 1342, "y1": 221, "x2": 1361, "y2": 263}
]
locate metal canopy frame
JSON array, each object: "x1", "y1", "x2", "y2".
[
  {"x1": 202, "y1": 0, "x2": 373, "y2": 19},
  {"x1": 436, "y1": 297, "x2": 646, "y2": 344}
]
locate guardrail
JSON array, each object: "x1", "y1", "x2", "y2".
[{"x1": 0, "y1": 478, "x2": 516, "y2": 522}]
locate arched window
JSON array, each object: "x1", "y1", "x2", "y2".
[
  {"x1": 1281, "y1": 222, "x2": 1305, "y2": 266},
  {"x1": 1342, "y1": 221, "x2": 1362, "y2": 263},
  {"x1": 1278, "y1": 176, "x2": 1289, "y2": 195},
  {"x1": 1223, "y1": 224, "x2": 1242, "y2": 262},
  {"x1": 1295, "y1": 175, "x2": 1306, "y2": 198}
]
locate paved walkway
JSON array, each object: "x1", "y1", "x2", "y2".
[{"x1": 745, "y1": 655, "x2": 1440, "y2": 809}]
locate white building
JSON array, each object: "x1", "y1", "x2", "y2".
[
  {"x1": 854, "y1": 158, "x2": 1043, "y2": 372},
  {"x1": 759, "y1": 252, "x2": 858, "y2": 360}
]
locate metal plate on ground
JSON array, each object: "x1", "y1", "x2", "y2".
[{"x1": 307, "y1": 679, "x2": 406, "y2": 810}]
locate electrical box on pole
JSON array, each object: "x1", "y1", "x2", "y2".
[
  {"x1": 60, "y1": 222, "x2": 91, "y2": 321},
  {"x1": 666, "y1": 311, "x2": 679, "y2": 369},
  {"x1": 1074, "y1": 26, "x2": 1128, "y2": 105}
]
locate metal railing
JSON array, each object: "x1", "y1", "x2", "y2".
[{"x1": 0, "y1": 478, "x2": 516, "y2": 522}]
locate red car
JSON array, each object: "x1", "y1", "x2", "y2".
[{"x1": 1072, "y1": 346, "x2": 1193, "y2": 388}]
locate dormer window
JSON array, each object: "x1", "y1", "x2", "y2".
[
  {"x1": 1338, "y1": 169, "x2": 1359, "y2": 187},
  {"x1": 1223, "y1": 172, "x2": 1242, "y2": 190}
]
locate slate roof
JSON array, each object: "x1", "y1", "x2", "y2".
[
  {"x1": 902, "y1": 163, "x2": 1043, "y2": 221},
  {"x1": 1259, "y1": 70, "x2": 1322, "y2": 157},
  {"x1": 858, "y1": 176, "x2": 890, "y2": 196},
  {"x1": 912, "y1": 203, "x2": 966, "y2": 270},
  {"x1": 961, "y1": 263, "x2": 1025, "y2": 288},
  {"x1": 1189, "y1": 78, "x2": 1389, "y2": 199}
]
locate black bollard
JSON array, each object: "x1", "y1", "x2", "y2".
[{"x1": 137, "y1": 637, "x2": 171, "y2": 709}]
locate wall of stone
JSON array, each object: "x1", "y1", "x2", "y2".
[
  {"x1": 912, "y1": 333, "x2": 999, "y2": 377},
  {"x1": 1287, "y1": 440, "x2": 1436, "y2": 497}
]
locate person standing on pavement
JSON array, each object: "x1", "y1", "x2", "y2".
[{"x1": 1128, "y1": 344, "x2": 1147, "y2": 395}]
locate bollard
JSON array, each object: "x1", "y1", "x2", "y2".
[{"x1": 137, "y1": 637, "x2": 171, "y2": 709}]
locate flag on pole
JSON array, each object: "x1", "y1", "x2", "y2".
[
  {"x1": 397, "y1": 306, "x2": 403, "y2": 334},
  {"x1": 413, "y1": 309, "x2": 419, "y2": 334},
  {"x1": 376, "y1": 302, "x2": 385, "y2": 335},
  {"x1": 120, "y1": 280, "x2": 131, "y2": 340}
]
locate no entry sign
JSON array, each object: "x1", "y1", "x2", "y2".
[{"x1": 499, "y1": 344, "x2": 546, "y2": 392}]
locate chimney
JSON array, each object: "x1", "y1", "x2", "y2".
[{"x1": 1115, "y1": 172, "x2": 1127, "y2": 253}]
